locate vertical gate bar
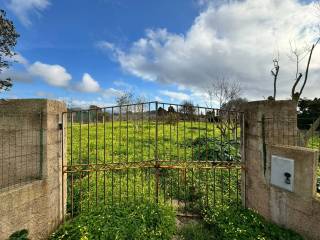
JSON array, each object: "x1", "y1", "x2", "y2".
[
  {"x1": 141, "y1": 104, "x2": 144, "y2": 201},
  {"x1": 176, "y1": 104, "x2": 180, "y2": 207},
  {"x1": 191, "y1": 110, "x2": 194, "y2": 209},
  {"x1": 183, "y1": 106, "x2": 186, "y2": 211},
  {"x1": 221, "y1": 168, "x2": 224, "y2": 206},
  {"x1": 119, "y1": 106, "x2": 122, "y2": 203},
  {"x1": 133, "y1": 105, "x2": 136, "y2": 202},
  {"x1": 162, "y1": 103, "x2": 165, "y2": 161},
  {"x1": 177, "y1": 104, "x2": 179, "y2": 162},
  {"x1": 169, "y1": 105, "x2": 172, "y2": 204},
  {"x1": 103, "y1": 108, "x2": 106, "y2": 205},
  {"x1": 61, "y1": 112, "x2": 65, "y2": 222},
  {"x1": 111, "y1": 107, "x2": 114, "y2": 205},
  {"x1": 148, "y1": 103, "x2": 151, "y2": 200},
  {"x1": 205, "y1": 108, "x2": 209, "y2": 207},
  {"x1": 71, "y1": 112, "x2": 74, "y2": 217},
  {"x1": 126, "y1": 106, "x2": 129, "y2": 201},
  {"x1": 197, "y1": 107, "x2": 201, "y2": 205},
  {"x1": 87, "y1": 110, "x2": 90, "y2": 210},
  {"x1": 213, "y1": 167, "x2": 216, "y2": 206},
  {"x1": 169, "y1": 104, "x2": 172, "y2": 162},
  {"x1": 79, "y1": 111, "x2": 83, "y2": 212},
  {"x1": 228, "y1": 112, "x2": 231, "y2": 161},
  {"x1": 162, "y1": 103, "x2": 165, "y2": 203},
  {"x1": 236, "y1": 168, "x2": 239, "y2": 208},
  {"x1": 228, "y1": 168, "x2": 231, "y2": 203},
  {"x1": 170, "y1": 169, "x2": 173, "y2": 205},
  {"x1": 155, "y1": 101, "x2": 159, "y2": 204},
  {"x1": 95, "y1": 109, "x2": 98, "y2": 206},
  {"x1": 205, "y1": 108, "x2": 208, "y2": 162}
]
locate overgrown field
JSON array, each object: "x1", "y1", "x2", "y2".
[
  {"x1": 51, "y1": 118, "x2": 308, "y2": 239},
  {"x1": 65, "y1": 120, "x2": 242, "y2": 216}
]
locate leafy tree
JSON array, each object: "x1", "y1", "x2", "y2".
[
  {"x1": 168, "y1": 106, "x2": 175, "y2": 113},
  {"x1": 180, "y1": 100, "x2": 196, "y2": 120},
  {"x1": 297, "y1": 98, "x2": 320, "y2": 147},
  {"x1": 298, "y1": 98, "x2": 320, "y2": 130},
  {"x1": 0, "y1": 9, "x2": 19, "y2": 91}
]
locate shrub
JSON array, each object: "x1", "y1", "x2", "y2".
[
  {"x1": 51, "y1": 201, "x2": 176, "y2": 240},
  {"x1": 202, "y1": 205, "x2": 303, "y2": 240},
  {"x1": 8, "y1": 229, "x2": 29, "y2": 240},
  {"x1": 182, "y1": 137, "x2": 241, "y2": 162}
]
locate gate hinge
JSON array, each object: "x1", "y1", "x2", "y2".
[{"x1": 58, "y1": 123, "x2": 63, "y2": 130}]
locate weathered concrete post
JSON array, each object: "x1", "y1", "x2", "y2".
[
  {"x1": 241, "y1": 100, "x2": 297, "y2": 213},
  {"x1": 241, "y1": 100, "x2": 320, "y2": 240},
  {"x1": 0, "y1": 99, "x2": 67, "y2": 239}
]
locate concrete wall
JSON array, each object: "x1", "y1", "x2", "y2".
[
  {"x1": 0, "y1": 108, "x2": 42, "y2": 189},
  {"x1": 242, "y1": 100, "x2": 320, "y2": 240},
  {"x1": 0, "y1": 99, "x2": 67, "y2": 239}
]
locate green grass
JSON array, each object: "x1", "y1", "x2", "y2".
[
  {"x1": 54, "y1": 119, "x2": 304, "y2": 239},
  {"x1": 66, "y1": 120, "x2": 242, "y2": 216},
  {"x1": 67, "y1": 120, "x2": 240, "y2": 165},
  {"x1": 51, "y1": 201, "x2": 176, "y2": 240},
  {"x1": 177, "y1": 205, "x2": 303, "y2": 240}
]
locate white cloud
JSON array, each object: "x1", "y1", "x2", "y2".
[
  {"x1": 104, "y1": 0, "x2": 320, "y2": 100},
  {"x1": 28, "y1": 61, "x2": 72, "y2": 87},
  {"x1": 159, "y1": 90, "x2": 190, "y2": 102},
  {"x1": 7, "y1": 0, "x2": 50, "y2": 26},
  {"x1": 59, "y1": 98, "x2": 114, "y2": 109},
  {"x1": 77, "y1": 73, "x2": 101, "y2": 93}
]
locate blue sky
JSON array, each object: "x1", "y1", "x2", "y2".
[{"x1": 0, "y1": 0, "x2": 319, "y2": 108}]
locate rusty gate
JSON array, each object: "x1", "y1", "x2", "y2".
[{"x1": 62, "y1": 102, "x2": 245, "y2": 218}]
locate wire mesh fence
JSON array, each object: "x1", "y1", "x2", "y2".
[
  {"x1": 0, "y1": 112, "x2": 43, "y2": 191},
  {"x1": 260, "y1": 115, "x2": 320, "y2": 193},
  {"x1": 63, "y1": 102, "x2": 244, "y2": 218}
]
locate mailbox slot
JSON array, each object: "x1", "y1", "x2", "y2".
[{"x1": 270, "y1": 155, "x2": 294, "y2": 192}]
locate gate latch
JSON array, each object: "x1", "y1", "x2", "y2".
[{"x1": 284, "y1": 172, "x2": 291, "y2": 184}]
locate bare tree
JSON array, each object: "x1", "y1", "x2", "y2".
[
  {"x1": 271, "y1": 58, "x2": 280, "y2": 100},
  {"x1": 115, "y1": 91, "x2": 134, "y2": 106},
  {"x1": 207, "y1": 76, "x2": 241, "y2": 108},
  {"x1": 290, "y1": 38, "x2": 320, "y2": 101}
]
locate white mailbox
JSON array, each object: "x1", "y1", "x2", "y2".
[{"x1": 270, "y1": 155, "x2": 294, "y2": 192}]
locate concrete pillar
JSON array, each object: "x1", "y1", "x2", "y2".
[
  {"x1": 241, "y1": 100, "x2": 297, "y2": 217},
  {"x1": 241, "y1": 100, "x2": 320, "y2": 240},
  {"x1": 0, "y1": 99, "x2": 67, "y2": 239}
]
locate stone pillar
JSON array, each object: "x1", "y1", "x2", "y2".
[
  {"x1": 241, "y1": 100, "x2": 320, "y2": 240},
  {"x1": 0, "y1": 99, "x2": 67, "y2": 239},
  {"x1": 241, "y1": 100, "x2": 297, "y2": 217}
]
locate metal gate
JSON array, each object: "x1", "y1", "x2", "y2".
[{"x1": 62, "y1": 102, "x2": 245, "y2": 218}]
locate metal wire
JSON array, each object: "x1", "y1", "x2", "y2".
[{"x1": 0, "y1": 113, "x2": 42, "y2": 191}]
